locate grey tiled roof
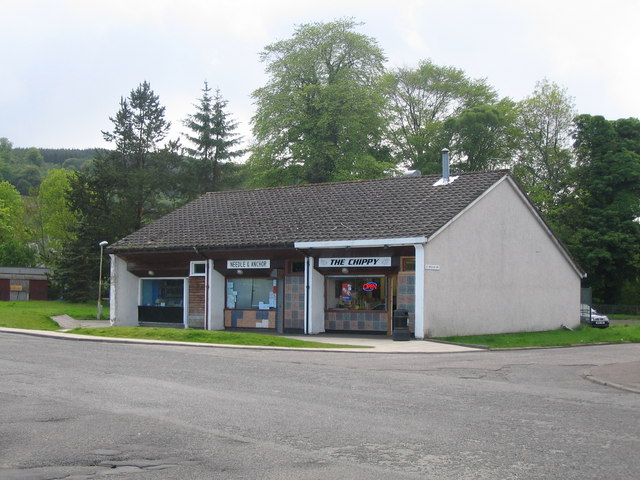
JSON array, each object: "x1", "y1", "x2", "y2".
[{"x1": 110, "y1": 170, "x2": 510, "y2": 252}]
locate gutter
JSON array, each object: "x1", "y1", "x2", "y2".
[{"x1": 108, "y1": 244, "x2": 298, "y2": 256}]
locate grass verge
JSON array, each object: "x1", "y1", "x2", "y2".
[
  {"x1": 0, "y1": 300, "x2": 364, "y2": 349},
  {"x1": 436, "y1": 323, "x2": 640, "y2": 349},
  {"x1": 0, "y1": 300, "x2": 106, "y2": 330},
  {"x1": 67, "y1": 327, "x2": 366, "y2": 349},
  {"x1": 4, "y1": 300, "x2": 639, "y2": 350}
]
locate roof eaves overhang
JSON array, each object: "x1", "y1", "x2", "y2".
[{"x1": 294, "y1": 237, "x2": 427, "y2": 249}]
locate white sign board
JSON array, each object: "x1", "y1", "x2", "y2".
[
  {"x1": 318, "y1": 257, "x2": 392, "y2": 268},
  {"x1": 227, "y1": 259, "x2": 271, "y2": 269},
  {"x1": 425, "y1": 264, "x2": 441, "y2": 271}
]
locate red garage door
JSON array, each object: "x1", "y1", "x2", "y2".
[{"x1": 30, "y1": 280, "x2": 48, "y2": 300}]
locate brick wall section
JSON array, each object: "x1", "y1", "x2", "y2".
[
  {"x1": 224, "y1": 309, "x2": 276, "y2": 328},
  {"x1": 326, "y1": 311, "x2": 388, "y2": 332},
  {"x1": 397, "y1": 273, "x2": 416, "y2": 332},
  {"x1": 188, "y1": 276, "x2": 205, "y2": 329},
  {"x1": 284, "y1": 275, "x2": 305, "y2": 330}
]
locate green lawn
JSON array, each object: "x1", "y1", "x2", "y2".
[
  {"x1": 436, "y1": 323, "x2": 640, "y2": 349},
  {"x1": 68, "y1": 326, "x2": 364, "y2": 349},
  {"x1": 0, "y1": 300, "x2": 105, "y2": 330},
  {"x1": 0, "y1": 300, "x2": 362, "y2": 348},
  {"x1": 3, "y1": 300, "x2": 640, "y2": 350}
]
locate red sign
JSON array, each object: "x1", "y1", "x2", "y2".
[{"x1": 362, "y1": 282, "x2": 378, "y2": 292}]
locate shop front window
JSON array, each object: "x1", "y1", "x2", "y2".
[
  {"x1": 140, "y1": 279, "x2": 184, "y2": 307},
  {"x1": 326, "y1": 276, "x2": 387, "y2": 311},
  {"x1": 226, "y1": 278, "x2": 277, "y2": 309}
]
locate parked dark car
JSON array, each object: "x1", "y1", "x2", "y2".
[{"x1": 580, "y1": 304, "x2": 610, "y2": 328}]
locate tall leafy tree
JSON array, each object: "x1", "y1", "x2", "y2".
[
  {"x1": 249, "y1": 18, "x2": 393, "y2": 186},
  {"x1": 13, "y1": 165, "x2": 42, "y2": 195},
  {"x1": 444, "y1": 100, "x2": 519, "y2": 172},
  {"x1": 554, "y1": 115, "x2": 640, "y2": 303},
  {"x1": 181, "y1": 82, "x2": 244, "y2": 198},
  {"x1": 24, "y1": 148, "x2": 44, "y2": 167},
  {"x1": 513, "y1": 79, "x2": 576, "y2": 214},
  {"x1": 384, "y1": 60, "x2": 498, "y2": 173},
  {"x1": 101, "y1": 81, "x2": 177, "y2": 230},
  {"x1": 0, "y1": 181, "x2": 36, "y2": 266},
  {"x1": 29, "y1": 168, "x2": 78, "y2": 263}
]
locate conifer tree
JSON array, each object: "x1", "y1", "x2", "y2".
[
  {"x1": 101, "y1": 81, "x2": 177, "y2": 231},
  {"x1": 182, "y1": 82, "x2": 243, "y2": 198},
  {"x1": 53, "y1": 82, "x2": 180, "y2": 301}
]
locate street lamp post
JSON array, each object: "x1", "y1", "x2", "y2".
[{"x1": 97, "y1": 241, "x2": 109, "y2": 320}]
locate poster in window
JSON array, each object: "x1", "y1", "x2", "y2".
[{"x1": 341, "y1": 283, "x2": 352, "y2": 303}]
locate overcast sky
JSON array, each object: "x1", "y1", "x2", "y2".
[{"x1": 1, "y1": 0, "x2": 638, "y2": 150}]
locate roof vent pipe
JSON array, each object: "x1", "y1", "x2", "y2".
[{"x1": 441, "y1": 148, "x2": 450, "y2": 184}]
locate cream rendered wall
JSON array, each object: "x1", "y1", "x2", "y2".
[
  {"x1": 422, "y1": 178, "x2": 582, "y2": 337},
  {"x1": 208, "y1": 261, "x2": 225, "y2": 330},
  {"x1": 109, "y1": 254, "x2": 139, "y2": 326}
]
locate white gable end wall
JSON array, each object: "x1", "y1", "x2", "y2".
[
  {"x1": 110, "y1": 254, "x2": 139, "y2": 326},
  {"x1": 422, "y1": 179, "x2": 582, "y2": 338}
]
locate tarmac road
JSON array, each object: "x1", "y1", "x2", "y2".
[{"x1": 1, "y1": 330, "x2": 639, "y2": 479}]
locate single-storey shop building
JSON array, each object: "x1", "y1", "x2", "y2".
[{"x1": 108, "y1": 170, "x2": 585, "y2": 338}]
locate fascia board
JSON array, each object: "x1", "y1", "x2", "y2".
[{"x1": 295, "y1": 237, "x2": 427, "y2": 249}]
